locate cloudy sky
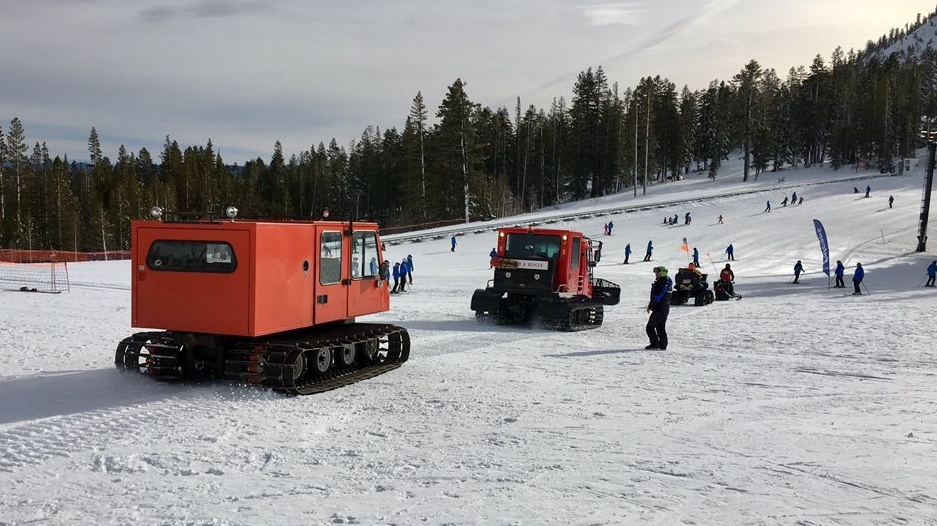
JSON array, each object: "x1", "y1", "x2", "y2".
[{"x1": 1, "y1": 0, "x2": 932, "y2": 163}]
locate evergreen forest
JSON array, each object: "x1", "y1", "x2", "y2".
[{"x1": 3, "y1": 14, "x2": 937, "y2": 252}]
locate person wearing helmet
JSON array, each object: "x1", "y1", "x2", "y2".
[
  {"x1": 646, "y1": 266, "x2": 673, "y2": 350},
  {"x1": 720, "y1": 263, "x2": 735, "y2": 296}
]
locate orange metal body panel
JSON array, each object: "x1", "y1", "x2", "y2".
[{"x1": 131, "y1": 219, "x2": 389, "y2": 337}]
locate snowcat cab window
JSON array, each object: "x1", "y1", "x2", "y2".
[
  {"x1": 320, "y1": 231, "x2": 342, "y2": 285},
  {"x1": 352, "y1": 231, "x2": 379, "y2": 278},
  {"x1": 571, "y1": 237, "x2": 581, "y2": 270},
  {"x1": 146, "y1": 240, "x2": 237, "y2": 273},
  {"x1": 504, "y1": 234, "x2": 561, "y2": 260}
]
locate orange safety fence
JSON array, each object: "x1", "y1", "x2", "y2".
[{"x1": 0, "y1": 249, "x2": 131, "y2": 263}]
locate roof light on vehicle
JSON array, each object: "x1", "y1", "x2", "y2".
[
  {"x1": 149, "y1": 206, "x2": 163, "y2": 219},
  {"x1": 225, "y1": 206, "x2": 239, "y2": 219}
]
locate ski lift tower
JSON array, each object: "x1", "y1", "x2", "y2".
[{"x1": 917, "y1": 124, "x2": 936, "y2": 252}]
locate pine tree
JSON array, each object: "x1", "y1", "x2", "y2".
[
  {"x1": 568, "y1": 67, "x2": 607, "y2": 199},
  {"x1": 408, "y1": 92, "x2": 429, "y2": 220},
  {"x1": 5, "y1": 118, "x2": 28, "y2": 247},
  {"x1": 733, "y1": 60, "x2": 764, "y2": 182},
  {"x1": 435, "y1": 79, "x2": 480, "y2": 222}
]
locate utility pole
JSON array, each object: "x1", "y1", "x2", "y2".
[
  {"x1": 633, "y1": 97, "x2": 638, "y2": 198},
  {"x1": 643, "y1": 88, "x2": 650, "y2": 196},
  {"x1": 917, "y1": 135, "x2": 935, "y2": 252}
]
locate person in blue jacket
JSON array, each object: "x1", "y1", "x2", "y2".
[
  {"x1": 692, "y1": 247, "x2": 700, "y2": 267},
  {"x1": 391, "y1": 262, "x2": 401, "y2": 293},
  {"x1": 451, "y1": 235, "x2": 457, "y2": 252},
  {"x1": 645, "y1": 266, "x2": 672, "y2": 350},
  {"x1": 927, "y1": 260, "x2": 937, "y2": 287},
  {"x1": 765, "y1": 200, "x2": 771, "y2": 213},
  {"x1": 623, "y1": 243, "x2": 632, "y2": 264},
  {"x1": 834, "y1": 260, "x2": 845, "y2": 288},
  {"x1": 643, "y1": 240, "x2": 653, "y2": 262},
  {"x1": 398, "y1": 258, "x2": 409, "y2": 292},
  {"x1": 793, "y1": 260, "x2": 803, "y2": 283},
  {"x1": 725, "y1": 243, "x2": 735, "y2": 261},
  {"x1": 406, "y1": 255, "x2": 414, "y2": 284},
  {"x1": 852, "y1": 262, "x2": 865, "y2": 294}
]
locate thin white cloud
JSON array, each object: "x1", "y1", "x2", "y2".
[{"x1": 578, "y1": 3, "x2": 643, "y2": 26}]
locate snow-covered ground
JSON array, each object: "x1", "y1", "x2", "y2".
[{"x1": 2, "y1": 158, "x2": 937, "y2": 526}]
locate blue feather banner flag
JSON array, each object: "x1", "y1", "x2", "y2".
[{"x1": 813, "y1": 219, "x2": 830, "y2": 277}]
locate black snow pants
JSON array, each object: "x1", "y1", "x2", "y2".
[{"x1": 646, "y1": 306, "x2": 669, "y2": 349}]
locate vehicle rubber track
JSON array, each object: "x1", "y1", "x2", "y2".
[
  {"x1": 115, "y1": 323, "x2": 409, "y2": 395},
  {"x1": 224, "y1": 323, "x2": 409, "y2": 395},
  {"x1": 474, "y1": 301, "x2": 604, "y2": 331},
  {"x1": 542, "y1": 303, "x2": 604, "y2": 331}
]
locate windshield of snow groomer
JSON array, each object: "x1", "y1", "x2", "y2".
[{"x1": 504, "y1": 234, "x2": 561, "y2": 260}]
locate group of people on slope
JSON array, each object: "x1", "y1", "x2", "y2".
[
  {"x1": 385, "y1": 254, "x2": 414, "y2": 294},
  {"x1": 661, "y1": 213, "x2": 692, "y2": 226},
  {"x1": 795, "y1": 259, "x2": 864, "y2": 294}
]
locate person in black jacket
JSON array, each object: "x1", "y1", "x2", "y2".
[{"x1": 646, "y1": 266, "x2": 673, "y2": 350}]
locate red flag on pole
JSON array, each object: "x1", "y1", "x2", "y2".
[{"x1": 680, "y1": 237, "x2": 689, "y2": 252}]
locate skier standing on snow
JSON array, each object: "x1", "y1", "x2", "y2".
[
  {"x1": 643, "y1": 240, "x2": 653, "y2": 262},
  {"x1": 391, "y1": 262, "x2": 401, "y2": 293},
  {"x1": 725, "y1": 243, "x2": 735, "y2": 261},
  {"x1": 889, "y1": 195, "x2": 894, "y2": 208},
  {"x1": 852, "y1": 263, "x2": 865, "y2": 294},
  {"x1": 692, "y1": 247, "x2": 700, "y2": 267},
  {"x1": 834, "y1": 260, "x2": 845, "y2": 288},
  {"x1": 608, "y1": 220, "x2": 614, "y2": 235},
  {"x1": 451, "y1": 235, "x2": 457, "y2": 252},
  {"x1": 926, "y1": 261, "x2": 937, "y2": 287},
  {"x1": 865, "y1": 185, "x2": 871, "y2": 198},
  {"x1": 397, "y1": 259, "x2": 408, "y2": 293},
  {"x1": 645, "y1": 266, "x2": 672, "y2": 351},
  {"x1": 406, "y1": 255, "x2": 414, "y2": 285},
  {"x1": 793, "y1": 260, "x2": 804, "y2": 284},
  {"x1": 623, "y1": 243, "x2": 632, "y2": 264},
  {"x1": 765, "y1": 200, "x2": 771, "y2": 213}
]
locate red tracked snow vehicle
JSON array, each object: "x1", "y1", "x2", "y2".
[
  {"x1": 470, "y1": 226, "x2": 620, "y2": 330},
  {"x1": 115, "y1": 207, "x2": 409, "y2": 395}
]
